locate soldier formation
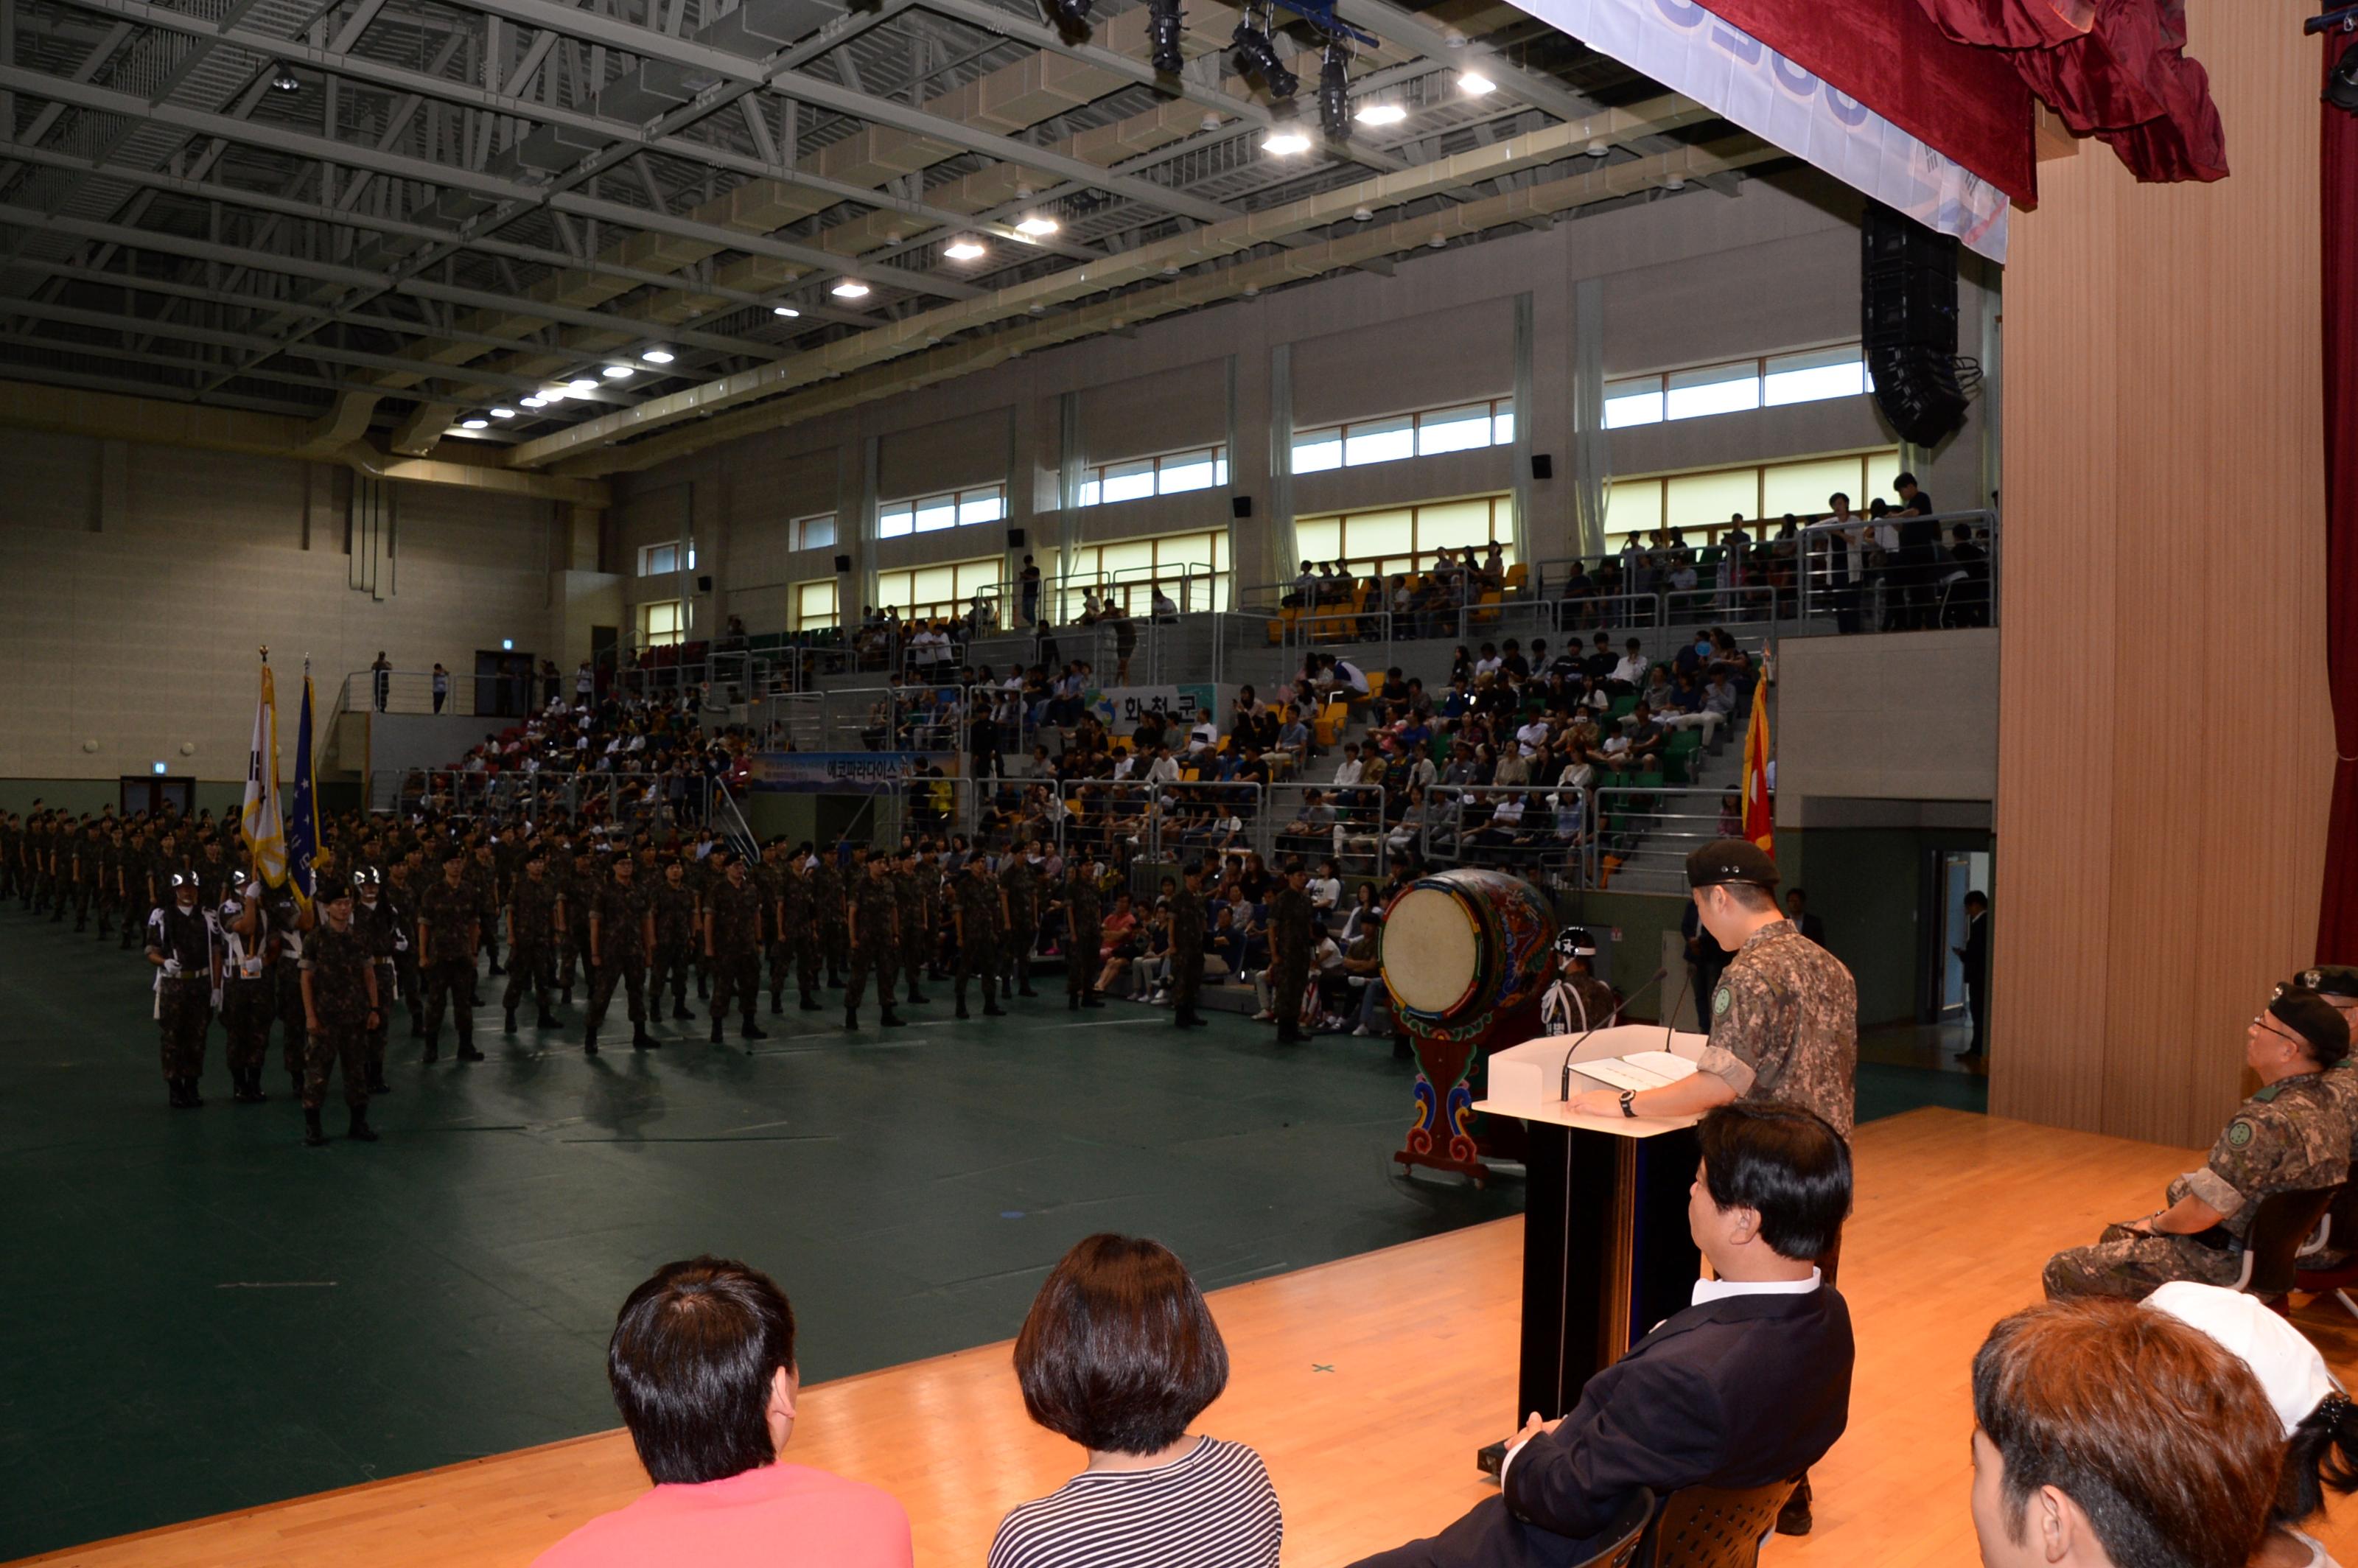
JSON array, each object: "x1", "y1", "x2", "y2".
[{"x1": 0, "y1": 800, "x2": 1308, "y2": 1149}]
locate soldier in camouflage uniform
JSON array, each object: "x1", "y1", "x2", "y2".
[
  {"x1": 809, "y1": 849, "x2": 848, "y2": 989},
  {"x1": 777, "y1": 847, "x2": 823, "y2": 1012},
  {"x1": 2046, "y1": 988, "x2": 2351, "y2": 1300},
  {"x1": 416, "y1": 848, "x2": 484, "y2": 1063},
  {"x1": 1265, "y1": 861, "x2": 1315, "y2": 1045},
  {"x1": 385, "y1": 858, "x2": 424, "y2": 1037},
  {"x1": 586, "y1": 853, "x2": 657, "y2": 1054},
  {"x1": 999, "y1": 844, "x2": 1044, "y2": 999},
  {"x1": 560, "y1": 846, "x2": 598, "y2": 1006},
  {"x1": 892, "y1": 847, "x2": 931, "y2": 1006},
  {"x1": 351, "y1": 868, "x2": 401, "y2": 1094},
  {"x1": 262, "y1": 881, "x2": 314, "y2": 1097},
  {"x1": 1167, "y1": 861, "x2": 1211, "y2": 1029},
  {"x1": 1061, "y1": 858, "x2": 1104, "y2": 1012},
  {"x1": 299, "y1": 879, "x2": 382, "y2": 1147},
  {"x1": 502, "y1": 847, "x2": 564, "y2": 1034},
  {"x1": 952, "y1": 854, "x2": 1007, "y2": 1021},
  {"x1": 147, "y1": 868, "x2": 221, "y2": 1108},
  {"x1": 469, "y1": 839, "x2": 505, "y2": 986},
  {"x1": 704, "y1": 850, "x2": 770, "y2": 1047},
  {"x1": 648, "y1": 858, "x2": 699, "y2": 1023},
  {"x1": 844, "y1": 853, "x2": 906, "y2": 1030},
  {"x1": 916, "y1": 843, "x2": 947, "y2": 981},
  {"x1": 214, "y1": 869, "x2": 276, "y2": 1104},
  {"x1": 688, "y1": 837, "x2": 719, "y2": 1001}
]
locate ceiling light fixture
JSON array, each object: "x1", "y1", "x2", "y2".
[
  {"x1": 1352, "y1": 205, "x2": 1373, "y2": 221},
  {"x1": 1665, "y1": 175, "x2": 1687, "y2": 190},
  {"x1": 601, "y1": 364, "x2": 633, "y2": 379},
  {"x1": 944, "y1": 237, "x2": 987, "y2": 260},
  {"x1": 1355, "y1": 102, "x2": 1407, "y2": 126},
  {"x1": 1147, "y1": 0, "x2": 1185, "y2": 73},
  {"x1": 1231, "y1": 20, "x2": 1299, "y2": 99},
  {"x1": 1458, "y1": 70, "x2": 1495, "y2": 96},
  {"x1": 521, "y1": 396, "x2": 546, "y2": 408},
  {"x1": 462, "y1": 417, "x2": 489, "y2": 430},
  {"x1": 270, "y1": 62, "x2": 301, "y2": 91},
  {"x1": 772, "y1": 304, "x2": 801, "y2": 318},
  {"x1": 567, "y1": 378, "x2": 600, "y2": 393},
  {"x1": 1318, "y1": 43, "x2": 1351, "y2": 141},
  {"x1": 1016, "y1": 214, "x2": 1060, "y2": 237},
  {"x1": 1586, "y1": 139, "x2": 1611, "y2": 156},
  {"x1": 490, "y1": 407, "x2": 516, "y2": 419},
  {"x1": 1262, "y1": 125, "x2": 1312, "y2": 155},
  {"x1": 1043, "y1": 0, "x2": 1092, "y2": 31},
  {"x1": 832, "y1": 280, "x2": 872, "y2": 298},
  {"x1": 642, "y1": 347, "x2": 674, "y2": 364}
]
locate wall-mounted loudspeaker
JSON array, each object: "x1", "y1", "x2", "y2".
[
  {"x1": 1861, "y1": 200, "x2": 1970, "y2": 447},
  {"x1": 1530, "y1": 454, "x2": 1553, "y2": 480},
  {"x1": 1231, "y1": 495, "x2": 1253, "y2": 519},
  {"x1": 1008, "y1": 527, "x2": 1027, "y2": 547},
  {"x1": 833, "y1": 554, "x2": 853, "y2": 573},
  {"x1": 696, "y1": 575, "x2": 713, "y2": 593}
]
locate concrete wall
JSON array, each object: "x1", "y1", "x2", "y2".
[
  {"x1": 1775, "y1": 629, "x2": 1999, "y2": 809},
  {"x1": 0, "y1": 434, "x2": 562, "y2": 788},
  {"x1": 609, "y1": 166, "x2": 1998, "y2": 637}
]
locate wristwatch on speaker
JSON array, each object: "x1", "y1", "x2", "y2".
[{"x1": 1619, "y1": 1089, "x2": 1638, "y2": 1119}]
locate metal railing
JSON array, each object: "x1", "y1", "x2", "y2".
[
  {"x1": 1586, "y1": 784, "x2": 1744, "y2": 892},
  {"x1": 989, "y1": 561, "x2": 1217, "y2": 629},
  {"x1": 371, "y1": 768, "x2": 739, "y2": 830},
  {"x1": 1794, "y1": 508, "x2": 1998, "y2": 630}
]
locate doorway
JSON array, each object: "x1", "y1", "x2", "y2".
[
  {"x1": 1923, "y1": 849, "x2": 1992, "y2": 1021},
  {"x1": 473, "y1": 649, "x2": 535, "y2": 718},
  {"x1": 120, "y1": 775, "x2": 195, "y2": 816}
]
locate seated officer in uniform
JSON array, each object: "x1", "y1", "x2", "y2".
[{"x1": 2043, "y1": 987, "x2": 2351, "y2": 1301}]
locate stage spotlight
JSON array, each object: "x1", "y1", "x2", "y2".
[
  {"x1": 1148, "y1": 0, "x2": 1186, "y2": 74},
  {"x1": 270, "y1": 62, "x2": 301, "y2": 91},
  {"x1": 1318, "y1": 44, "x2": 1350, "y2": 141},
  {"x1": 1231, "y1": 21, "x2": 1298, "y2": 99},
  {"x1": 2331, "y1": 34, "x2": 2358, "y2": 113},
  {"x1": 1043, "y1": 0, "x2": 1091, "y2": 30}
]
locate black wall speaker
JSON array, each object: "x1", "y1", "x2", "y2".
[
  {"x1": 1530, "y1": 453, "x2": 1553, "y2": 480},
  {"x1": 1861, "y1": 200, "x2": 1968, "y2": 446},
  {"x1": 833, "y1": 553, "x2": 853, "y2": 573},
  {"x1": 1231, "y1": 495, "x2": 1253, "y2": 519},
  {"x1": 1008, "y1": 526, "x2": 1027, "y2": 547},
  {"x1": 695, "y1": 574, "x2": 713, "y2": 593}
]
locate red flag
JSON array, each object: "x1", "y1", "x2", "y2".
[{"x1": 1742, "y1": 678, "x2": 1773, "y2": 853}]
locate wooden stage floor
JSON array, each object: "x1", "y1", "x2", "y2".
[{"x1": 27, "y1": 1107, "x2": 2358, "y2": 1567}]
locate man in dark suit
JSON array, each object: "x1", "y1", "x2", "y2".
[
  {"x1": 1954, "y1": 889, "x2": 1990, "y2": 1058},
  {"x1": 1783, "y1": 888, "x2": 1828, "y2": 949},
  {"x1": 1348, "y1": 1101, "x2": 1855, "y2": 1568}
]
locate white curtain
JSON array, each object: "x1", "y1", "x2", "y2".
[{"x1": 1571, "y1": 276, "x2": 1610, "y2": 559}]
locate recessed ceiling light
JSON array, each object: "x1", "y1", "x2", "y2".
[
  {"x1": 602, "y1": 364, "x2": 633, "y2": 378},
  {"x1": 642, "y1": 348, "x2": 674, "y2": 364},
  {"x1": 462, "y1": 418, "x2": 489, "y2": 430},
  {"x1": 832, "y1": 280, "x2": 872, "y2": 298},
  {"x1": 944, "y1": 238, "x2": 987, "y2": 260},
  {"x1": 1015, "y1": 215, "x2": 1059, "y2": 237},
  {"x1": 490, "y1": 407, "x2": 515, "y2": 419},
  {"x1": 567, "y1": 379, "x2": 600, "y2": 393},
  {"x1": 1355, "y1": 102, "x2": 1407, "y2": 126},
  {"x1": 1262, "y1": 127, "x2": 1312, "y2": 155},
  {"x1": 772, "y1": 305, "x2": 800, "y2": 318},
  {"x1": 1458, "y1": 71, "x2": 1495, "y2": 96}
]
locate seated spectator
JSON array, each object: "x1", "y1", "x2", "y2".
[
  {"x1": 1350, "y1": 1102, "x2": 1854, "y2": 1568},
  {"x1": 533, "y1": 1256, "x2": 913, "y2": 1567},
  {"x1": 1607, "y1": 637, "x2": 1648, "y2": 692},
  {"x1": 990, "y1": 1234, "x2": 1281, "y2": 1568},
  {"x1": 2043, "y1": 987, "x2": 2351, "y2": 1301},
  {"x1": 1968, "y1": 1298, "x2": 2282, "y2": 1568}
]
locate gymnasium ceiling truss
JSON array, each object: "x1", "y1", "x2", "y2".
[{"x1": 0, "y1": 0, "x2": 1777, "y2": 480}]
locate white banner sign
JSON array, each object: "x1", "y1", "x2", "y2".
[{"x1": 1511, "y1": 0, "x2": 2009, "y2": 262}]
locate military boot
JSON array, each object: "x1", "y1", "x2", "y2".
[
  {"x1": 672, "y1": 999, "x2": 695, "y2": 1022},
  {"x1": 584, "y1": 1023, "x2": 599, "y2": 1057},
  {"x1": 880, "y1": 1006, "x2": 907, "y2": 1028},
  {"x1": 304, "y1": 1107, "x2": 328, "y2": 1147},
  {"x1": 741, "y1": 1020, "x2": 767, "y2": 1042},
  {"x1": 347, "y1": 1105, "x2": 379, "y2": 1143},
  {"x1": 421, "y1": 1032, "x2": 440, "y2": 1065},
  {"x1": 709, "y1": 1018, "x2": 727, "y2": 1046},
  {"x1": 535, "y1": 1007, "x2": 560, "y2": 1030},
  {"x1": 770, "y1": 990, "x2": 784, "y2": 1015},
  {"x1": 458, "y1": 1033, "x2": 484, "y2": 1063},
  {"x1": 503, "y1": 1008, "x2": 519, "y2": 1035},
  {"x1": 844, "y1": 1006, "x2": 859, "y2": 1031},
  {"x1": 1083, "y1": 989, "x2": 1106, "y2": 1009},
  {"x1": 956, "y1": 981, "x2": 971, "y2": 1021},
  {"x1": 1068, "y1": 991, "x2": 1081, "y2": 1012},
  {"x1": 800, "y1": 989, "x2": 822, "y2": 1012},
  {"x1": 632, "y1": 1022, "x2": 658, "y2": 1049},
  {"x1": 984, "y1": 995, "x2": 1007, "y2": 1017}
]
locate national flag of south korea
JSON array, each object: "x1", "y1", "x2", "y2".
[
  {"x1": 242, "y1": 662, "x2": 289, "y2": 888},
  {"x1": 1742, "y1": 676, "x2": 1774, "y2": 854}
]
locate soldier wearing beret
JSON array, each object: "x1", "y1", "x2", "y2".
[
  {"x1": 2044, "y1": 987, "x2": 2351, "y2": 1301},
  {"x1": 299, "y1": 878, "x2": 381, "y2": 1147},
  {"x1": 1570, "y1": 839, "x2": 1857, "y2": 1138},
  {"x1": 704, "y1": 850, "x2": 769, "y2": 1048}
]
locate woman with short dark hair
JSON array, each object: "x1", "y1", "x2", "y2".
[{"x1": 988, "y1": 1234, "x2": 1281, "y2": 1568}]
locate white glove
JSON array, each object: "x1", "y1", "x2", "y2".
[
  {"x1": 161, "y1": 959, "x2": 183, "y2": 979},
  {"x1": 211, "y1": 987, "x2": 223, "y2": 1012},
  {"x1": 393, "y1": 931, "x2": 410, "y2": 953}
]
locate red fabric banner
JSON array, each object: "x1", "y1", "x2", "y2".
[
  {"x1": 1695, "y1": 0, "x2": 2038, "y2": 204},
  {"x1": 2317, "y1": 66, "x2": 2358, "y2": 962}
]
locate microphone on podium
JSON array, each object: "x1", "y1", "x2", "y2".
[{"x1": 1558, "y1": 965, "x2": 1669, "y2": 1102}]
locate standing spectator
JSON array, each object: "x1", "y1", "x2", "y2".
[
  {"x1": 575, "y1": 659, "x2": 595, "y2": 705},
  {"x1": 1019, "y1": 555, "x2": 1042, "y2": 628},
  {"x1": 532, "y1": 1256, "x2": 914, "y2": 1568},
  {"x1": 1945, "y1": 522, "x2": 1990, "y2": 627},
  {"x1": 431, "y1": 662, "x2": 450, "y2": 714},
  {"x1": 1953, "y1": 889, "x2": 1989, "y2": 1059},
  {"x1": 370, "y1": 652, "x2": 392, "y2": 713},
  {"x1": 989, "y1": 1234, "x2": 1280, "y2": 1568}
]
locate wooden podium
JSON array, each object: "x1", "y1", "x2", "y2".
[{"x1": 1471, "y1": 1026, "x2": 1711, "y2": 1469}]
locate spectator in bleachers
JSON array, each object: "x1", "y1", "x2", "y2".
[
  {"x1": 989, "y1": 1234, "x2": 1280, "y2": 1568},
  {"x1": 1967, "y1": 1298, "x2": 2281, "y2": 1568},
  {"x1": 533, "y1": 1256, "x2": 914, "y2": 1568}
]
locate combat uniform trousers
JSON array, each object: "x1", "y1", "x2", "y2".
[
  {"x1": 845, "y1": 931, "x2": 899, "y2": 1015},
  {"x1": 274, "y1": 964, "x2": 309, "y2": 1093},
  {"x1": 649, "y1": 939, "x2": 696, "y2": 1018},
  {"x1": 1066, "y1": 918, "x2": 1102, "y2": 1006},
  {"x1": 955, "y1": 930, "x2": 1002, "y2": 1016},
  {"x1": 822, "y1": 915, "x2": 849, "y2": 987},
  {"x1": 713, "y1": 949, "x2": 762, "y2": 1028},
  {"x1": 365, "y1": 960, "x2": 397, "y2": 1089},
  {"x1": 1270, "y1": 951, "x2": 1310, "y2": 1039},
  {"x1": 2040, "y1": 1223, "x2": 2243, "y2": 1301},
  {"x1": 69, "y1": 875, "x2": 91, "y2": 931},
  {"x1": 1170, "y1": 942, "x2": 1205, "y2": 1022},
  {"x1": 396, "y1": 945, "x2": 424, "y2": 1035},
  {"x1": 562, "y1": 919, "x2": 595, "y2": 1003},
  {"x1": 898, "y1": 917, "x2": 931, "y2": 1004},
  {"x1": 304, "y1": 1015, "x2": 370, "y2": 1113},
  {"x1": 766, "y1": 934, "x2": 791, "y2": 1012},
  {"x1": 794, "y1": 928, "x2": 823, "y2": 1004},
  {"x1": 221, "y1": 973, "x2": 274, "y2": 1084},
  {"x1": 157, "y1": 976, "x2": 212, "y2": 1091},
  {"x1": 503, "y1": 940, "x2": 554, "y2": 1023},
  {"x1": 586, "y1": 943, "x2": 648, "y2": 1035},
  {"x1": 421, "y1": 956, "x2": 477, "y2": 1050},
  {"x1": 1004, "y1": 923, "x2": 1038, "y2": 998}
]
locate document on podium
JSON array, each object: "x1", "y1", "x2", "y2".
[{"x1": 1566, "y1": 1051, "x2": 1699, "y2": 1095}]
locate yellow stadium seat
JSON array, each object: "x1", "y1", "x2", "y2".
[{"x1": 1504, "y1": 562, "x2": 1528, "y2": 591}]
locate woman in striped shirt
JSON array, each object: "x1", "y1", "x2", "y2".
[{"x1": 987, "y1": 1234, "x2": 1281, "y2": 1568}]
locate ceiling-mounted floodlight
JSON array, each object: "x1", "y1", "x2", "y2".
[
  {"x1": 1262, "y1": 123, "x2": 1312, "y2": 155},
  {"x1": 1355, "y1": 101, "x2": 1407, "y2": 126},
  {"x1": 1043, "y1": 0, "x2": 1091, "y2": 29},
  {"x1": 832, "y1": 280, "x2": 872, "y2": 298},
  {"x1": 1016, "y1": 214, "x2": 1060, "y2": 237},
  {"x1": 1458, "y1": 70, "x2": 1495, "y2": 96},
  {"x1": 601, "y1": 364, "x2": 634, "y2": 379},
  {"x1": 772, "y1": 304, "x2": 800, "y2": 318},
  {"x1": 461, "y1": 417, "x2": 489, "y2": 430},
  {"x1": 944, "y1": 237, "x2": 987, "y2": 261},
  {"x1": 642, "y1": 347, "x2": 675, "y2": 364},
  {"x1": 567, "y1": 378, "x2": 600, "y2": 393},
  {"x1": 1231, "y1": 18, "x2": 1299, "y2": 99},
  {"x1": 1318, "y1": 42, "x2": 1351, "y2": 141},
  {"x1": 270, "y1": 62, "x2": 301, "y2": 91},
  {"x1": 1147, "y1": 0, "x2": 1186, "y2": 73},
  {"x1": 490, "y1": 407, "x2": 516, "y2": 419}
]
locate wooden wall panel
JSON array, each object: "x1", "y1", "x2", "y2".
[{"x1": 1992, "y1": 0, "x2": 2332, "y2": 1145}]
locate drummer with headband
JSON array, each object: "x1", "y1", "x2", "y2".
[
  {"x1": 1539, "y1": 926, "x2": 1620, "y2": 1038},
  {"x1": 1569, "y1": 840, "x2": 1857, "y2": 1140}
]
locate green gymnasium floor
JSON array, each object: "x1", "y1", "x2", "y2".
[{"x1": 0, "y1": 908, "x2": 1978, "y2": 1561}]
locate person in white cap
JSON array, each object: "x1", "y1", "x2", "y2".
[{"x1": 2145, "y1": 1282, "x2": 2358, "y2": 1568}]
